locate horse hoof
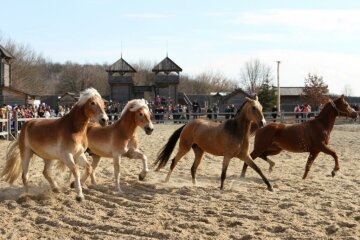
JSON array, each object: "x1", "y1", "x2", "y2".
[
  {"x1": 331, "y1": 171, "x2": 336, "y2": 177},
  {"x1": 52, "y1": 188, "x2": 60, "y2": 193},
  {"x1": 70, "y1": 181, "x2": 75, "y2": 189},
  {"x1": 76, "y1": 196, "x2": 84, "y2": 202},
  {"x1": 138, "y1": 172, "x2": 147, "y2": 181},
  {"x1": 268, "y1": 186, "x2": 274, "y2": 192}
]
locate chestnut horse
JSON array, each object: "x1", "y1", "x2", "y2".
[
  {"x1": 1, "y1": 88, "x2": 109, "y2": 201},
  {"x1": 240, "y1": 95, "x2": 358, "y2": 179},
  {"x1": 80, "y1": 99, "x2": 154, "y2": 193},
  {"x1": 154, "y1": 96, "x2": 273, "y2": 191}
]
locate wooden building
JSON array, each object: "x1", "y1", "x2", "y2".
[
  {"x1": 0, "y1": 45, "x2": 31, "y2": 106},
  {"x1": 106, "y1": 56, "x2": 136, "y2": 103},
  {"x1": 152, "y1": 56, "x2": 182, "y2": 104}
]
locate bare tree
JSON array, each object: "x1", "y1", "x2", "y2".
[
  {"x1": 179, "y1": 71, "x2": 237, "y2": 94},
  {"x1": 301, "y1": 73, "x2": 329, "y2": 107},
  {"x1": 132, "y1": 60, "x2": 156, "y2": 85},
  {"x1": 240, "y1": 59, "x2": 272, "y2": 94}
]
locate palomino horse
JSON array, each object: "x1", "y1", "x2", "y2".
[
  {"x1": 80, "y1": 99, "x2": 154, "y2": 193},
  {"x1": 154, "y1": 96, "x2": 273, "y2": 191},
  {"x1": 240, "y1": 95, "x2": 358, "y2": 179},
  {"x1": 1, "y1": 88, "x2": 109, "y2": 202}
]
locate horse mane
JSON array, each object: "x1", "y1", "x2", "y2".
[
  {"x1": 224, "y1": 100, "x2": 250, "y2": 139},
  {"x1": 120, "y1": 99, "x2": 149, "y2": 118},
  {"x1": 77, "y1": 88, "x2": 101, "y2": 106}
]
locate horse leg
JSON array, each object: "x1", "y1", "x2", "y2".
[
  {"x1": 62, "y1": 154, "x2": 84, "y2": 202},
  {"x1": 265, "y1": 157, "x2": 275, "y2": 173},
  {"x1": 165, "y1": 146, "x2": 190, "y2": 183},
  {"x1": 113, "y1": 155, "x2": 123, "y2": 193},
  {"x1": 90, "y1": 155, "x2": 101, "y2": 186},
  {"x1": 220, "y1": 156, "x2": 232, "y2": 190},
  {"x1": 124, "y1": 148, "x2": 149, "y2": 181},
  {"x1": 302, "y1": 151, "x2": 320, "y2": 179},
  {"x1": 243, "y1": 155, "x2": 273, "y2": 191},
  {"x1": 320, "y1": 145, "x2": 339, "y2": 177},
  {"x1": 78, "y1": 153, "x2": 93, "y2": 185},
  {"x1": 21, "y1": 148, "x2": 33, "y2": 193},
  {"x1": 43, "y1": 160, "x2": 60, "y2": 193},
  {"x1": 191, "y1": 145, "x2": 204, "y2": 185}
]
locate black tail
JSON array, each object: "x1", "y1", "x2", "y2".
[{"x1": 154, "y1": 125, "x2": 186, "y2": 171}]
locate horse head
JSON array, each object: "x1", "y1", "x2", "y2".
[
  {"x1": 244, "y1": 95, "x2": 266, "y2": 127},
  {"x1": 80, "y1": 88, "x2": 109, "y2": 126},
  {"x1": 332, "y1": 95, "x2": 358, "y2": 119},
  {"x1": 127, "y1": 99, "x2": 154, "y2": 135}
]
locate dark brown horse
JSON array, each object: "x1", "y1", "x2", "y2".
[
  {"x1": 240, "y1": 95, "x2": 358, "y2": 179},
  {"x1": 154, "y1": 96, "x2": 273, "y2": 191}
]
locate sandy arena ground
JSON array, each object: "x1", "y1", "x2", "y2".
[{"x1": 0, "y1": 124, "x2": 360, "y2": 239}]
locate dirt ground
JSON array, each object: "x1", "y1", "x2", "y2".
[{"x1": 0, "y1": 124, "x2": 359, "y2": 239}]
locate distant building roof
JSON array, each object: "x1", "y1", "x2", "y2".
[
  {"x1": 222, "y1": 88, "x2": 251, "y2": 101},
  {"x1": 279, "y1": 87, "x2": 304, "y2": 96},
  {"x1": 152, "y1": 56, "x2": 182, "y2": 73},
  {"x1": 107, "y1": 57, "x2": 136, "y2": 74},
  {"x1": 0, "y1": 45, "x2": 14, "y2": 59}
]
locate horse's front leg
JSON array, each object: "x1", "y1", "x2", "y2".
[
  {"x1": 113, "y1": 153, "x2": 123, "y2": 193},
  {"x1": 70, "y1": 153, "x2": 93, "y2": 188},
  {"x1": 242, "y1": 155, "x2": 273, "y2": 191},
  {"x1": 302, "y1": 151, "x2": 319, "y2": 179},
  {"x1": 62, "y1": 154, "x2": 84, "y2": 202},
  {"x1": 220, "y1": 156, "x2": 232, "y2": 190},
  {"x1": 124, "y1": 148, "x2": 149, "y2": 181},
  {"x1": 320, "y1": 145, "x2": 339, "y2": 177}
]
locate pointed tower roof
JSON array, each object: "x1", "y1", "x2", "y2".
[
  {"x1": 152, "y1": 56, "x2": 182, "y2": 73},
  {"x1": 106, "y1": 56, "x2": 136, "y2": 74},
  {"x1": 0, "y1": 45, "x2": 14, "y2": 59}
]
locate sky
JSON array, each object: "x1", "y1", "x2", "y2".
[{"x1": 1, "y1": 0, "x2": 360, "y2": 95}]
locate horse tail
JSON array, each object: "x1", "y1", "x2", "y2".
[
  {"x1": 154, "y1": 124, "x2": 186, "y2": 171},
  {"x1": 1, "y1": 139, "x2": 22, "y2": 184}
]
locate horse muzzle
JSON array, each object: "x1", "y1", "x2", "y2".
[
  {"x1": 144, "y1": 125, "x2": 154, "y2": 135},
  {"x1": 259, "y1": 118, "x2": 266, "y2": 128},
  {"x1": 99, "y1": 115, "x2": 109, "y2": 126},
  {"x1": 350, "y1": 111, "x2": 358, "y2": 119}
]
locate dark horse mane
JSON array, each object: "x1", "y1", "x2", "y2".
[{"x1": 224, "y1": 100, "x2": 258, "y2": 139}]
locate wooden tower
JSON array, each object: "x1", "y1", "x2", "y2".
[{"x1": 106, "y1": 55, "x2": 136, "y2": 103}]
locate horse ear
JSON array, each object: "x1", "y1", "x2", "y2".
[
  {"x1": 340, "y1": 94, "x2": 345, "y2": 100},
  {"x1": 254, "y1": 95, "x2": 258, "y2": 101},
  {"x1": 245, "y1": 97, "x2": 253, "y2": 102}
]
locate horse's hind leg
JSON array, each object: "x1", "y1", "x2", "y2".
[
  {"x1": 124, "y1": 149, "x2": 149, "y2": 181},
  {"x1": 243, "y1": 155, "x2": 273, "y2": 191},
  {"x1": 165, "y1": 143, "x2": 191, "y2": 183},
  {"x1": 21, "y1": 147, "x2": 33, "y2": 193},
  {"x1": 302, "y1": 151, "x2": 319, "y2": 179},
  {"x1": 90, "y1": 155, "x2": 101, "y2": 186},
  {"x1": 43, "y1": 159, "x2": 60, "y2": 193},
  {"x1": 191, "y1": 145, "x2": 204, "y2": 185}
]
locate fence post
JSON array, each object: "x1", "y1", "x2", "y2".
[
  {"x1": 7, "y1": 111, "x2": 11, "y2": 141},
  {"x1": 14, "y1": 112, "x2": 18, "y2": 138}
]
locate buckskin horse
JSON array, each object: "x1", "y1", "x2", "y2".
[
  {"x1": 1, "y1": 88, "x2": 109, "y2": 202},
  {"x1": 240, "y1": 95, "x2": 358, "y2": 179},
  {"x1": 154, "y1": 96, "x2": 273, "y2": 191},
  {"x1": 79, "y1": 99, "x2": 154, "y2": 193}
]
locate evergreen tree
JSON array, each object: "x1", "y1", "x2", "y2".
[{"x1": 257, "y1": 77, "x2": 276, "y2": 112}]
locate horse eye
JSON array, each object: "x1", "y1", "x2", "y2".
[
  {"x1": 252, "y1": 106, "x2": 256, "y2": 110},
  {"x1": 91, "y1": 102, "x2": 96, "y2": 106},
  {"x1": 139, "y1": 112, "x2": 144, "y2": 117}
]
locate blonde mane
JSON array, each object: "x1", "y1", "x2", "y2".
[
  {"x1": 77, "y1": 88, "x2": 101, "y2": 106},
  {"x1": 120, "y1": 99, "x2": 149, "y2": 118}
]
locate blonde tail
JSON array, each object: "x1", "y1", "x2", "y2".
[{"x1": 1, "y1": 140, "x2": 22, "y2": 184}]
